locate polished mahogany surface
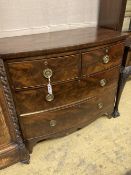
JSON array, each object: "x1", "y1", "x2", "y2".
[
  {"x1": 19, "y1": 86, "x2": 117, "y2": 140},
  {"x1": 0, "y1": 26, "x2": 129, "y2": 168},
  {"x1": 0, "y1": 27, "x2": 127, "y2": 59},
  {"x1": 0, "y1": 0, "x2": 129, "y2": 169},
  {"x1": 13, "y1": 66, "x2": 120, "y2": 115},
  {"x1": 7, "y1": 54, "x2": 80, "y2": 89},
  {"x1": 98, "y1": 0, "x2": 127, "y2": 31}
]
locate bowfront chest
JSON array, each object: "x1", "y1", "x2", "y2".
[{"x1": 0, "y1": 27, "x2": 128, "y2": 168}]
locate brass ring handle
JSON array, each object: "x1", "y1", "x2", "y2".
[
  {"x1": 100, "y1": 79, "x2": 107, "y2": 87},
  {"x1": 103, "y1": 55, "x2": 110, "y2": 64},
  {"x1": 43, "y1": 68, "x2": 53, "y2": 79},
  {"x1": 43, "y1": 68, "x2": 54, "y2": 102},
  {"x1": 46, "y1": 94, "x2": 54, "y2": 102},
  {"x1": 50, "y1": 120, "x2": 56, "y2": 127}
]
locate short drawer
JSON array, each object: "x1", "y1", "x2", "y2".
[
  {"x1": 14, "y1": 66, "x2": 120, "y2": 115},
  {"x1": 82, "y1": 43, "x2": 124, "y2": 75},
  {"x1": 7, "y1": 54, "x2": 80, "y2": 89},
  {"x1": 19, "y1": 87, "x2": 116, "y2": 140}
]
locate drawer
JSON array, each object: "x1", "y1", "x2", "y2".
[
  {"x1": 82, "y1": 43, "x2": 124, "y2": 75},
  {"x1": 14, "y1": 66, "x2": 120, "y2": 115},
  {"x1": 7, "y1": 54, "x2": 80, "y2": 89},
  {"x1": 19, "y1": 87, "x2": 116, "y2": 139}
]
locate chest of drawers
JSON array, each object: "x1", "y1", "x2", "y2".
[{"x1": 0, "y1": 27, "x2": 128, "y2": 165}]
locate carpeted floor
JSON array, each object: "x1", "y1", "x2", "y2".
[{"x1": 0, "y1": 81, "x2": 131, "y2": 175}]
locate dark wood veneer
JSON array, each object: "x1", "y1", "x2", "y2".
[
  {"x1": 0, "y1": 144, "x2": 20, "y2": 170},
  {"x1": 0, "y1": 27, "x2": 129, "y2": 169},
  {"x1": 0, "y1": 59, "x2": 30, "y2": 169},
  {"x1": 7, "y1": 54, "x2": 80, "y2": 89},
  {"x1": 13, "y1": 66, "x2": 120, "y2": 115},
  {"x1": 0, "y1": 0, "x2": 130, "y2": 169},
  {"x1": 19, "y1": 86, "x2": 117, "y2": 153},
  {"x1": 82, "y1": 43, "x2": 124, "y2": 75},
  {"x1": 98, "y1": 0, "x2": 127, "y2": 31},
  {"x1": 0, "y1": 27, "x2": 127, "y2": 59}
]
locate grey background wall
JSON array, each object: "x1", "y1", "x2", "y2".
[{"x1": 0, "y1": 0, "x2": 99, "y2": 38}]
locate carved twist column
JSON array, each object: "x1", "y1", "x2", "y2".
[{"x1": 0, "y1": 58, "x2": 30, "y2": 164}]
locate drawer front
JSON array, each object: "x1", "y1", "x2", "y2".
[
  {"x1": 82, "y1": 43, "x2": 124, "y2": 75},
  {"x1": 19, "y1": 87, "x2": 116, "y2": 139},
  {"x1": 14, "y1": 66, "x2": 120, "y2": 115},
  {"x1": 7, "y1": 54, "x2": 80, "y2": 89}
]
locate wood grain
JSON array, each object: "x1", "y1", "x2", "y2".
[
  {"x1": 0, "y1": 27, "x2": 128, "y2": 59},
  {"x1": 0, "y1": 106, "x2": 11, "y2": 147},
  {"x1": 19, "y1": 86, "x2": 117, "y2": 153},
  {"x1": 7, "y1": 54, "x2": 80, "y2": 89},
  {"x1": 98, "y1": 0, "x2": 127, "y2": 31},
  {"x1": 0, "y1": 2, "x2": 129, "y2": 169},
  {"x1": 82, "y1": 43, "x2": 124, "y2": 75},
  {"x1": 13, "y1": 66, "x2": 120, "y2": 115},
  {"x1": 0, "y1": 144, "x2": 19, "y2": 170}
]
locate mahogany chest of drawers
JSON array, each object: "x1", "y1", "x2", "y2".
[{"x1": 0, "y1": 27, "x2": 128, "y2": 168}]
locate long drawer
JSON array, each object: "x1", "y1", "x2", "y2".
[
  {"x1": 19, "y1": 87, "x2": 116, "y2": 140},
  {"x1": 14, "y1": 66, "x2": 120, "y2": 115}
]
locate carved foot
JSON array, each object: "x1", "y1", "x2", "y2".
[
  {"x1": 104, "y1": 113, "x2": 112, "y2": 119},
  {"x1": 112, "y1": 109, "x2": 120, "y2": 118},
  {"x1": 25, "y1": 140, "x2": 37, "y2": 154},
  {"x1": 113, "y1": 66, "x2": 131, "y2": 118},
  {"x1": 107, "y1": 115, "x2": 112, "y2": 119},
  {"x1": 20, "y1": 147, "x2": 30, "y2": 164},
  {"x1": 21, "y1": 157, "x2": 30, "y2": 164}
]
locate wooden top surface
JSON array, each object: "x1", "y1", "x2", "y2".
[{"x1": 0, "y1": 27, "x2": 128, "y2": 59}]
